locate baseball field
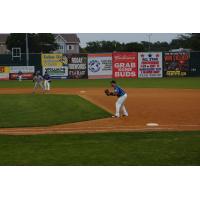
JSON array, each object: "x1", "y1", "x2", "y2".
[{"x1": 0, "y1": 77, "x2": 200, "y2": 165}]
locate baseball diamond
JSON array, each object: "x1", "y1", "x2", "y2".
[
  {"x1": 0, "y1": 79, "x2": 200, "y2": 133},
  {"x1": 0, "y1": 78, "x2": 200, "y2": 165}
]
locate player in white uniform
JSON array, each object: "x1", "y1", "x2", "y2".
[
  {"x1": 43, "y1": 71, "x2": 51, "y2": 91},
  {"x1": 32, "y1": 71, "x2": 45, "y2": 94},
  {"x1": 18, "y1": 71, "x2": 23, "y2": 82},
  {"x1": 105, "y1": 80, "x2": 128, "y2": 118}
]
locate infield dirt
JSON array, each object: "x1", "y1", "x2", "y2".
[{"x1": 0, "y1": 88, "x2": 200, "y2": 135}]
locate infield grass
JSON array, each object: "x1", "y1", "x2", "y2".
[
  {"x1": 0, "y1": 131, "x2": 199, "y2": 166},
  {"x1": 0, "y1": 77, "x2": 200, "y2": 89},
  {"x1": 0, "y1": 94, "x2": 111, "y2": 128}
]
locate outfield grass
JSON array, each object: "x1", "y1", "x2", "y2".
[
  {"x1": 0, "y1": 94, "x2": 110, "y2": 128},
  {"x1": 0, "y1": 131, "x2": 199, "y2": 166},
  {"x1": 0, "y1": 77, "x2": 200, "y2": 89}
]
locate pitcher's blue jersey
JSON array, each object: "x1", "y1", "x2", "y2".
[
  {"x1": 43, "y1": 74, "x2": 50, "y2": 80},
  {"x1": 114, "y1": 86, "x2": 125, "y2": 97}
]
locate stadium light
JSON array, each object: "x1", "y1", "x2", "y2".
[
  {"x1": 147, "y1": 33, "x2": 152, "y2": 51},
  {"x1": 26, "y1": 33, "x2": 29, "y2": 66}
]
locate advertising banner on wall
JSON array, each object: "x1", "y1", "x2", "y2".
[
  {"x1": 88, "y1": 54, "x2": 112, "y2": 79},
  {"x1": 112, "y1": 52, "x2": 138, "y2": 78},
  {"x1": 0, "y1": 66, "x2": 9, "y2": 80},
  {"x1": 43, "y1": 66, "x2": 68, "y2": 79},
  {"x1": 9, "y1": 73, "x2": 34, "y2": 80},
  {"x1": 138, "y1": 52, "x2": 163, "y2": 78},
  {"x1": 67, "y1": 54, "x2": 88, "y2": 79},
  {"x1": 10, "y1": 66, "x2": 35, "y2": 73},
  {"x1": 163, "y1": 52, "x2": 190, "y2": 77},
  {"x1": 41, "y1": 54, "x2": 68, "y2": 79},
  {"x1": 9, "y1": 66, "x2": 35, "y2": 80},
  {"x1": 41, "y1": 54, "x2": 64, "y2": 67}
]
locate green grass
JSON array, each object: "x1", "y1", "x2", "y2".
[
  {"x1": 0, "y1": 77, "x2": 200, "y2": 89},
  {"x1": 0, "y1": 94, "x2": 110, "y2": 128},
  {"x1": 0, "y1": 131, "x2": 199, "y2": 166}
]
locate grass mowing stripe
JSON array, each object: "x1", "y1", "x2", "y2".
[
  {"x1": 0, "y1": 94, "x2": 111, "y2": 128},
  {"x1": 0, "y1": 131, "x2": 199, "y2": 165}
]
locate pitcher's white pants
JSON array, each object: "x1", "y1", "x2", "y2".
[
  {"x1": 18, "y1": 75, "x2": 22, "y2": 82},
  {"x1": 44, "y1": 80, "x2": 50, "y2": 90},
  {"x1": 115, "y1": 93, "x2": 128, "y2": 117},
  {"x1": 33, "y1": 81, "x2": 44, "y2": 92}
]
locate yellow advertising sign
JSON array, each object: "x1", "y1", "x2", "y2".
[
  {"x1": 0, "y1": 66, "x2": 10, "y2": 73},
  {"x1": 4, "y1": 66, "x2": 10, "y2": 73},
  {"x1": 41, "y1": 54, "x2": 66, "y2": 67}
]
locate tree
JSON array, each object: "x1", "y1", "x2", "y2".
[
  {"x1": 85, "y1": 41, "x2": 123, "y2": 53},
  {"x1": 6, "y1": 33, "x2": 58, "y2": 53},
  {"x1": 37, "y1": 33, "x2": 58, "y2": 53},
  {"x1": 187, "y1": 33, "x2": 200, "y2": 50},
  {"x1": 151, "y1": 41, "x2": 170, "y2": 51},
  {"x1": 124, "y1": 42, "x2": 144, "y2": 52},
  {"x1": 169, "y1": 33, "x2": 200, "y2": 50},
  {"x1": 85, "y1": 41, "x2": 101, "y2": 53}
]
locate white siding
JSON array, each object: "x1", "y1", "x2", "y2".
[{"x1": 54, "y1": 35, "x2": 80, "y2": 54}]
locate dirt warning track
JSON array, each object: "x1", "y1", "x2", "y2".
[{"x1": 0, "y1": 88, "x2": 200, "y2": 135}]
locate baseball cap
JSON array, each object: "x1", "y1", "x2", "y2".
[{"x1": 111, "y1": 80, "x2": 116, "y2": 84}]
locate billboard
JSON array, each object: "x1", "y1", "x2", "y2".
[
  {"x1": 0, "y1": 66, "x2": 9, "y2": 80},
  {"x1": 10, "y1": 66, "x2": 35, "y2": 73},
  {"x1": 138, "y1": 52, "x2": 163, "y2": 78},
  {"x1": 112, "y1": 52, "x2": 138, "y2": 78},
  {"x1": 43, "y1": 66, "x2": 68, "y2": 79},
  {"x1": 163, "y1": 52, "x2": 190, "y2": 77},
  {"x1": 9, "y1": 66, "x2": 35, "y2": 80},
  {"x1": 67, "y1": 54, "x2": 88, "y2": 79},
  {"x1": 41, "y1": 54, "x2": 68, "y2": 79},
  {"x1": 9, "y1": 73, "x2": 33, "y2": 80},
  {"x1": 88, "y1": 53, "x2": 112, "y2": 79},
  {"x1": 41, "y1": 54, "x2": 65, "y2": 67}
]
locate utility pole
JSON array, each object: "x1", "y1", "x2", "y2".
[
  {"x1": 26, "y1": 33, "x2": 29, "y2": 66},
  {"x1": 147, "y1": 33, "x2": 152, "y2": 51}
]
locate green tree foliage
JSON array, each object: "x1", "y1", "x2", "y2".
[
  {"x1": 170, "y1": 33, "x2": 200, "y2": 50},
  {"x1": 83, "y1": 40, "x2": 170, "y2": 53},
  {"x1": 37, "y1": 33, "x2": 58, "y2": 53},
  {"x1": 187, "y1": 33, "x2": 200, "y2": 50},
  {"x1": 82, "y1": 33, "x2": 200, "y2": 53},
  {"x1": 85, "y1": 41, "x2": 123, "y2": 53},
  {"x1": 6, "y1": 33, "x2": 58, "y2": 53},
  {"x1": 124, "y1": 42, "x2": 144, "y2": 52}
]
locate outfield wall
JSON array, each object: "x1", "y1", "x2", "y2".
[
  {"x1": 0, "y1": 52, "x2": 200, "y2": 80},
  {"x1": 88, "y1": 54, "x2": 112, "y2": 79},
  {"x1": 138, "y1": 52, "x2": 162, "y2": 78}
]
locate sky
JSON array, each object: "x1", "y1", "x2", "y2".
[{"x1": 77, "y1": 33, "x2": 180, "y2": 47}]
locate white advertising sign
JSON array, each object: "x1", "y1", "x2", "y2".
[{"x1": 138, "y1": 52, "x2": 163, "y2": 78}]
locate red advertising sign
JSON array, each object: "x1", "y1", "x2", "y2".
[
  {"x1": 9, "y1": 73, "x2": 33, "y2": 80},
  {"x1": 112, "y1": 52, "x2": 138, "y2": 78}
]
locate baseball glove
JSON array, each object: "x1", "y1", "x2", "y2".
[
  {"x1": 105, "y1": 89, "x2": 110, "y2": 96},
  {"x1": 105, "y1": 89, "x2": 115, "y2": 96}
]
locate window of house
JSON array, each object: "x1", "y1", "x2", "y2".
[
  {"x1": 12, "y1": 48, "x2": 21, "y2": 57},
  {"x1": 59, "y1": 44, "x2": 64, "y2": 49},
  {"x1": 58, "y1": 43, "x2": 65, "y2": 53},
  {"x1": 12, "y1": 48, "x2": 21, "y2": 60},
  {"x1": 68, "y1": 45, "x2": 74, "y2": 50}
]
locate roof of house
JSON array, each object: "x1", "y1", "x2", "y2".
[
  {"x1": 0, "y1": 34, "x2": 9, "y2": 43},
  {"x1": 55, "y1": 34, "x2": 80, "y2": 43}
]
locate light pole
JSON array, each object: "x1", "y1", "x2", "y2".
[
  {"x1": 147, "y1": 33, "x2": 152, "y2": 51},
  {"x1": 26, "y1": 33, "x2": 29, "y2": 66}
]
